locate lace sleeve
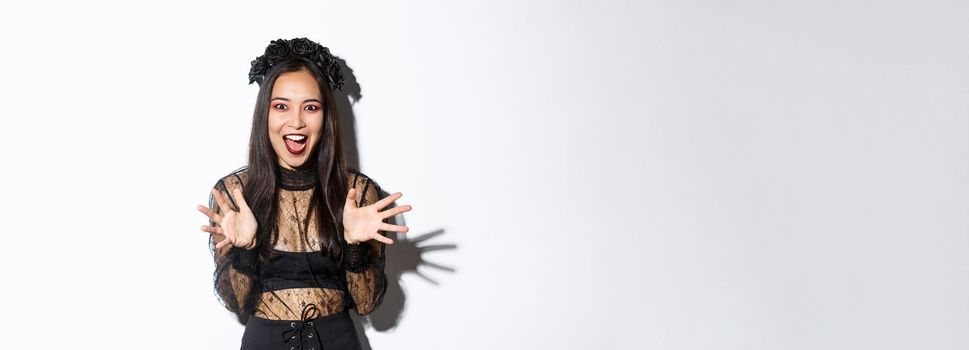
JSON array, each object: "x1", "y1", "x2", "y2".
[
  {"x1": 344, "y1": 172, "x2": 389, "y2": 316},
  {"x1": 208, "y1": 170, "x2": 259, "y2": 323}
]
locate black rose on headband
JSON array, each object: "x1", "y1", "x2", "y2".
[
  {"x1": 247, "y1": 37, "x2": 344, "y2": 90},
  {"x1": 291, "y1": 38, "x2": 319, "y2": 56},
  {"x1": 248, "y1": 58, "x2": 268, "y2": 85},
  {"x1": 325, "y1": 62, "x2": 344, "y2": 91},
  {"x1": 263, "y1": 39, "x2": 291, "y2": 64}
]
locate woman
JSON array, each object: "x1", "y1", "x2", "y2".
[{"x1": 195, "y1": 37, "x2": 412, "y2": 350}]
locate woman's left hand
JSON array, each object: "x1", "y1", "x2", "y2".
[{"x1": 343, "y1": 188, "x2": 412, "y2": 245}]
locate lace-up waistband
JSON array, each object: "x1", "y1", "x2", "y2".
[
  {"x1": 243, "y1": 304, "x2": 356, "y2": 350},
  {"x1": 282, "y1": 304, "x2": 325, "y2": 350}
]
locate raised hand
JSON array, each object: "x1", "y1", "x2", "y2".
[
  {"x1": 343, "y1": 188, "x2": 412, "y2": 245},
  {"x1": 197, "y1": 187, "x2": 259, "y2": 250}
]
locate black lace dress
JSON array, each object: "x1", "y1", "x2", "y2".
[{"x1": 206, "y1": 164, "x2": 388, "y2": 350}]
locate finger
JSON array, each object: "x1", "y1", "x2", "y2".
[
  {"x1": 379, "y1": 222, "x2": 409, "y2": 233},
  {"x1": 379, "y1": 205, "x2": 412, "y2": 219},
  {"x1": 215, "y1": 238, "x2": 232, "y2": 250},
  {"x1": 371, "y1": 234, "x2": 394, "y2": 245},
  {"x1": 197, "y1": 205, "x2": 223, "y2": 224},
  {"x1": 200, "y1": 225, "x2": 223, "y2": 235},
  {"x1": 212, "y1": 188, "x2": 234, "y2": 213},
  {"x1": 373, "y1": 192, "x2": 403, "y2": 210},
  {"x1": 231, "y1": 187, "x2": 249, "y2": 210},
  {"x1": 345, "y1": 188, "x2": 357, "y2": 209}
]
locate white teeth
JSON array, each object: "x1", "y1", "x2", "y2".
[{"x1": 284, "y1": 134, "x2": 306, "y2": 141}]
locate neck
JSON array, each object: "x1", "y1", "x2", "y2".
[{"x1": 277, "y1": 162, "x2": 318, "y2": 191}]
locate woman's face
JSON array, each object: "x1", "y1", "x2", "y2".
[{"x1": 268, "y1": 69, "x2": 324, "y2": 170}]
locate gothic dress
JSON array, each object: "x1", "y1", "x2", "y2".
[{"x1": 206, "y1": 164, "x2": 388, "y2": 350}]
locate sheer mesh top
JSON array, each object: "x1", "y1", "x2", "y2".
[{"x1": 206, "y1": 164, "x2": 388, "y2": 323}]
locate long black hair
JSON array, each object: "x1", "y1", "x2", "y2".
[{"x1": 243, "y1": 56, "x2": 351, "y2": 261}]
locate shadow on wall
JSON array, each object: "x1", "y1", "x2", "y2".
[{"x1": 334, "y1": 57, "x2": 459, "y2": 349}]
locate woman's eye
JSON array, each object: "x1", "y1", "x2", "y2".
[
  {"x1": 305, "y1": 105, "x2": 319, "y2": 112},
  {"x1": 274, "y1": 103, "x2": 288, "y2": 110}
]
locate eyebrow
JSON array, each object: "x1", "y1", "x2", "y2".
[{"x1": 270, "y1": 97, "x2": 323, "y2": 104}]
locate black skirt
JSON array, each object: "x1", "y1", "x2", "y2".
[{"x1": 240, "y1": 305, "x2": 362, "y2": 350}]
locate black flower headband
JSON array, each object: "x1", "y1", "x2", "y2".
[{"x1": 247, "y1": 37, "x2": 344, "y2": 90}]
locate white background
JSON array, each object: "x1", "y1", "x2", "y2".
[{"x1": 0, "y1": 1, "x2": 967, "y2": 349}]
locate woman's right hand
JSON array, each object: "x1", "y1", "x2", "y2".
[{"x1": 197, "y1": 187, "x2": 258, "y2": 250}]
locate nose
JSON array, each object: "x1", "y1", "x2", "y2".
[{"x1": 288, "y1": 113, "x2": 306, "y2": 129}]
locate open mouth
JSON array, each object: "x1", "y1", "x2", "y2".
[{"x1": 283, "y1": 134, "x2": 307, "y2": 155}]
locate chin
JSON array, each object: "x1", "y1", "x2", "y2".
[{"x1": 279, "y1": 156, "x2": 307, "y2": 169}]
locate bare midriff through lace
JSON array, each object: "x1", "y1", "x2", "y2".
[{"x1": 254, "y1": 287, "x2": 347, "y2": 320}]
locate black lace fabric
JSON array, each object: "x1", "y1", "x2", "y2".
[{"x1": 207, "y1": 165, "x2": 388, "y2": 323}]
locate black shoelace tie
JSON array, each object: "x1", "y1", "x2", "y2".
[{"x1": 282, "y1": 303, "x2": 324, "y2": 350}]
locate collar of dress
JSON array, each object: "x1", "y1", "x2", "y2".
[{"x1": 277, "y1": 163, "x2": 318, "y2": 191}]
